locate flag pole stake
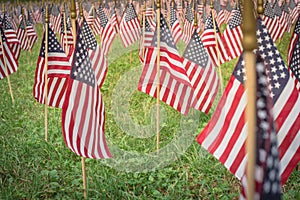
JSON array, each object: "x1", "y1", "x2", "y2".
[
  {"x1": 142, "y1": 1, "x2": 146, "y2": 59},
  {"x1": 210, "y1": 1, "x2": 224, "y2": 92},
  {"x1": 1, "y1": 4, "x2": 14, "y2": 104},
  {"x1": 156, "y1": 0, "x2": 161, "y2": 151},
  {"x1": 71, "y1": 1, "x2": 87, "y2": 199},
  {"x1": 62, "y1": 2, "x2": 69, "y2": 55},
  {"x1": 44, "y1": 5, "x2": 49, "y2": 142},
  {"x1": 243, "y1": 0, "x2": 258, "y2": 199}
]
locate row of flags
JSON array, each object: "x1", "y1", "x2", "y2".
[{"x1": 0, "y1": 0, "x2": 299, "y2": 198}]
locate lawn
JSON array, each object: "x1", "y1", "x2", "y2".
[{"x1": 0, "y1": 22, "x2": 299, "y2": 199}]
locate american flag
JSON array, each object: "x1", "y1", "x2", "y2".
[
  {"x1": 0, "y1": 27, "x2": 18, "y2": 80},
  {"x1": 33, "y1": 25, "x2": 72, "y2": 108},
  {"x1": 288, "y1": 30, "x2": 300, "y2": 90},
  {"x1": 181, "y1": 2, "x2": 194, "y2": 44},
  {"x1": 110, "y1": 6, "x2": 119, "y2": 33},
  {"x1": 139, "y1": 17, "x2": 155, "y2": 63},
  {"x1": 27, "y1": 9, "x2": 36, "y2": 25},
  {"x1": 60, "y1": 13, "x2": 73, "y2": 53},
  {"x1": 16, "y1": 17, "x2": 29, "y2": 50},
  {"x1": 217, "y1": 9, "x2": 226, "y2": 27},
  {"x1": 62, "y1": 26, "x2": 112, "y2": 159},
  {"x1": 104, "y1": 1, "x2": 111, "y2": 18},
  {"x1": 80, "y1": 18, "x2": 108, "y2": 88},
  {"x1": 25, "y1": 17, "x2": 38, "y2": 51},
  {"x1": 97, "y1": 5, "x2": 116, "y2": 56},
  {"x1": 222, "y1": 7, "x2": 243, "y2": 60},
  {"x1": 3, "y1": 14, "x2": 21, "y2": 61},
  {"x1": 50, "y1": 5, "x2": 61, "y2": 34},
  {"x1": 119, "y1": 3, "x2": 141, "y2": 47},
  {"x1": 86, "y1": 6, "x2": 95, "y2": 29},
  {"x1": 240, "y1": 55, "x2": 282, "y2": 200},
  {"x1": 138, "y1": 14, "x2": 194, "y2": 115},
  {"x1": 200, "y1": 12, "x2": 229, "y2": 67},
  {"x1": 197, "y1": 2, "x2": 204, "y2": 17},
  {"x1": 262, "y1": 1, "x2": 280, "y2": 42},
  {"x1": 170, "y1": 4, "x2": 182, "y2": 44},
  {"x1": 287, "y1": 15, "x2": 300, "y2": 65},
  {"x1": 289, "y1": 2, "x2": 300, "y2": 25},
  {"x1": 197, "y1": 18, "x2": 300, "y2": 185},
  {"x1": 182, "y1": 30, "x2": 219, "y2": 114},
  {"x1": 34, "y1": 7, "x2": 43, "y2": 23},
  {"x1": 273, "y1": 0, "x2": 287, "y2": 40}
]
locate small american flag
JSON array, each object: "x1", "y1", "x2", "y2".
[
  {"x1": 273, "y1": 0, "x2": 287, "y2": 40},
  {"x1": 25, "y1": 17, "x2": 38, "y2": 51},
  {"x1": 33, "y1": 25, "x2": 72, "y2": 108},
  {"x1": 170, "y1": 4, "x2": 182, "y2": 44},
  {"x1": 16, "y1": 17, "x2": 29, "y2": 50},
  {"x1": 201, "y1": 12, "x2": 229, "y2": 67},
  {"x1": 240, "y1": 54, "x2": 282, "y2": 200},
  {"x1": 0, "y1": 27, "x2": 18, "y2": 80},
  {"x1": 97, "y1": 5, "x2": 116, "y2": 56},
  {"x1": 223, "y1": 6, "x2": 243, "y2": 60},
  {"x1": 110, "y1": 6, "x2": 119, "y2": 33},
  {"x1": 119, "y1": 3, "x2": 141, "y2": 47},
  {"x1": 60, "y1": 13, "x2": 74, "y2": 53},
  {"x1": 181, "y1": 2, "x2": 194, "y2": 44},
  {"x1": 50, "y1": 5, "x2": 61, "y2": 34},
  {"x1": 197, "y1": 17, "x2": 300, "y2": 185},
  {"x1": 80, "y1": 18, "x2": 108, "y2": 88},
  {"x1": 183, "y1": 30, "x2": 219, "y2": 114},
  {"x1": 139, "y1": 17, "x2": 155, "y2": 63},
  {"x1": 262, "y1": 1, "x2": 280, "y2": 42},
  {"x1": 3, "y1": 14, "x2": 21, "y2": 60},
  {"x1": 138, "y1": 13, "x2": 194, "y2": 115},
  {"x1": 62, "y1": 25, "x2": 112, "y2": 159}
]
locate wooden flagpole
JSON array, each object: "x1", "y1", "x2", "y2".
[
  {"x1": 71, "y1": 1, "x2": 87, "y2": 199},
  {"x1": 210, "y1": 1, "x2": 224, "y2": 92},
  {"x1": 62, "y1": 1, "x2": 69, "y2": 55},
  {"x1": 1, "y1": 5, "x2": 14, "y2": 103},
  {"x1": 142, "y1": 0, "x2": 146, "y2": 59},
  {"x1": 156, "y1": 0, "x2": 161, "y2": 150},
  {"x1": 243, "y1": 0, "x2": 258, "y2": 199},
  {"x1": 44, "y1": 5, "x2": 49, "y2": 142}
]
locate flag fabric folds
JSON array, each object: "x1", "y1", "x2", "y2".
[
  {"x1": 62, "y1": 23, "x2": 112, "y2": 159},
  {"x1": 262, "y1": 1, "x2": 280, "y2": 42},
  {"x1": 2, "y1": 14, "x2": 21, "y2": 60},
  {"x1": 138, "y1": 14, "x2": 194, "y2": 115},
  {"x1": 182, "y1": 30, "x2": 219, "y2": 114},
  {"x1": 169, "y1": 4, "x2": 182, "y2": 44},
  {"x1": 197, "y1": 18, "x2": 300, "y2": 185},
  {"x1": 181, "y1": 2, "x2": 194, "y2": 44},
  {"x1": 0, "y1": 28, "x2": 18, "y2": 80},
  {"x1": 119, "y1": 3, "x2": 141, "y2": 47},
  {"x1": 222, "y1": 6, "x2": 243, "y2": 60},
  {"x1": 80, "y1": 18, "x2": 108, "y2": 88},
  {"x1": 33, "y1": 25, "x2": 72, "y2": 108},
  {"x1": 96, "y1": 5, "x2": 116, "y2": 56},
  {"x1": 240, "y1": 54, "x2": 282, "y2": 200},
  {"x1": 201, "y1": 12, "x2": 229, "y2": 67}
]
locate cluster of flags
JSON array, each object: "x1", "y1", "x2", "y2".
[{"x1": 0, "y1": 0, "x2": 299, "y2": 198}]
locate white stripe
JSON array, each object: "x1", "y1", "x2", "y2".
[
  {"x1": 202, "y1": 79, "x2": 241, "y2": 148},
  {"x1": 214, "y1": 92, "x2": 247, "y2": 159},
  {"x1": 279, "y1": 131, "x2": 300, "y2": 175}
]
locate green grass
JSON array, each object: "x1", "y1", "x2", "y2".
[{"x1": 0, "y1": 23, "x2": 299, "y2": 199}]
